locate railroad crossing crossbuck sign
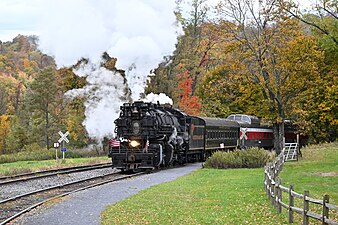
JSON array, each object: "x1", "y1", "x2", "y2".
[
  {"x1": 58, "y1": 131, "x2": 69, "y2": 143},
  {"x1": 240, "y1": 128, "x2": 248, "y2": 140}
]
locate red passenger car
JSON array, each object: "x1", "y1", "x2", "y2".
[{"x1": 227, "y1": 114, "x2": 274, "y2": 149}]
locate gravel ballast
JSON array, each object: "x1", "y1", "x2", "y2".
[
  {"x1": 13, "y1": 163, "x2": 202, "y2": 225},
  {"x1": 0, "y1": 168, "x2": 116, "y2": 201}
]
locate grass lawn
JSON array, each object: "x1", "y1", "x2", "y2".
[
  {"x1": 0, "y1": 157, "x2": 110, "y2": 177},
  {"x1": 101, "y1": 168, "x2": 288, "y2": 224},
  {"x1": 101, "y1": 142, "x2": 337, "y2": 225},
  {"x1": 281, "y1": 142, "x2": 337, "y2": 202}
]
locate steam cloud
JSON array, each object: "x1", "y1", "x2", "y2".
[
  {"x1": 37, "y1": 0, "x2": 180, "y2": 140},
  {"x1": 142, "y1": 92, "x2": 173, "y2": 105},
  {"x1": 65, "y1": 62, "x2": 128, "y2": 140}
]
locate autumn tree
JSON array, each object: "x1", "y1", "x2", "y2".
[
  {"x1": 214, "y1": 0, "x2": 324, "y2": 152},
  {"x1": 0, "y1": 114, "x2": 10, "y2": 154},
  {"x1": 54, "y1": 67, "x2": 87, "y2": 146},
  {"x1": 198, "y1": 58, "x2": 256, "y2": 117},
  {"x1": 277, "y1": 0, "x2": 338, "y2": 142},
  {"x1": 177, "y1": 70, "x2": 201, "y2": 115},
  {"x1": 65, "y1": 98, "x2": 88, "y2": 147},
  {"x1": 0, "y1": 75, "x2": 27, "y2": 153}
]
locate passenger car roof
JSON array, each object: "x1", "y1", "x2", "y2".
[{"x1": 197, "y1": 117, "x2": 240, "y2": 127}]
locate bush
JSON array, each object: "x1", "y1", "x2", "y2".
[{"x1": 204, "y1": 147, "x2": 275, "y2": 169}]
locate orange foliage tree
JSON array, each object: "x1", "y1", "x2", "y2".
[{"x1": 177, "y1": 70, "x2": 201, "y2": 116}]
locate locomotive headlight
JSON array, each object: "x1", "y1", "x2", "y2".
[
  {"x1": 133, "y1": 121, "x2": 140, "y2": 135},
  {"x1": 130, "y1": 140, "x2": 140, "y2": 148}
]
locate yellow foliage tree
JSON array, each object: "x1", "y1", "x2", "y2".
[{"x1": 0, "y1": 114, "x2": 10, "y2": 154}]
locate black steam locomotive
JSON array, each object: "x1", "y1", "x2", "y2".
[{"x1": 109, "y1": 101, "x2": 239, "y2": 171}]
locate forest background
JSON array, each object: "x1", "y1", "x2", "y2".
[{"x1": 0, "y1": 0, "x2": 337, "y2": 155}]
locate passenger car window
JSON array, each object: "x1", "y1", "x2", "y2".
[{"x1": 243, "y1": 116, "x2": 250, "y2": 123}]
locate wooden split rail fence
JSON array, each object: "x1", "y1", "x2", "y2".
[{"x1": 264, "y1": 150, "x2": 338, "y2": 225}]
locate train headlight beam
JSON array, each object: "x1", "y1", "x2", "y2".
[{"x1": 130, "y1": 140, "x2": 140, "y2": 148}]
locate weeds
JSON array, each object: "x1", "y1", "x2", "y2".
[{"x1": 0, "y1": 146, "x2": 104, "y2": 164}]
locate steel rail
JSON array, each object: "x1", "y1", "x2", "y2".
[
  {"x1": 0, "y1": 171, "x2": 145, "y2": 225},
  {"x1": 0, "y1": 163, "x2": 112, "y2": 185},
  {"x1": 0, "y1": 162, "x2": 111, "y2": 180},
  {"x1": 0, "y1": 169, "x2": 117, "y2": 204}
]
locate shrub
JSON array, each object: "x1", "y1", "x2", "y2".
[{"x1": 204, "y1": 147, "x2": 275, "y2": 169}]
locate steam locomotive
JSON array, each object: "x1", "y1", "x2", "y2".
[{"x1": 109, "y1": 101, "x2": 239, "y2": 171}]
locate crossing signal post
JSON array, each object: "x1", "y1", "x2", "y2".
[
  {"x1": 53, "y1": 142, "x2": 60, "y2": 160},
  {"x1": 58, "y1": 131, "x2": 69, "y2": 160}
]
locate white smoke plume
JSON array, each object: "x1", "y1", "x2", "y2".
[
  {"x1": 143, "y1": 92, "x2": 173, "y2": 105},
  {"x1": 36, "y1": 0, "x2": 180, "y2": 140},
  {"x1": 38, "y1": 0, "x2": 179, "y2": 99},
  {"x1": 65, "y1": 62, "x2": 128, "y2": 140}
]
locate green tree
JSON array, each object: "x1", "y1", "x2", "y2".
[
  {"x1": 27, "y1": 67, "x2": 61, "y2": 149},
  {"x1": 6, "y1": 115, "x2": 29, "y2": 152},
  {"x1": 0, "y1": 83, "x2": 8, "y2": 115}
]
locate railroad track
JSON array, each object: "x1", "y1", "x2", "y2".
[
  {"x1": 0, "y1": 163, "x2": 112, "y2": 185},
  {"x1": 0, "y1": 170, "x2": 145, "y2": 224}
]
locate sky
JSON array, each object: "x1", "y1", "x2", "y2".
[
  {"x1": 0, "y1": 0, "x2": 313, "y2": 43},
  {"x1": 0, "y1": 0, "x2": 42, "y2": 41}
]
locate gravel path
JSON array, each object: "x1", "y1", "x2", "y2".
[{"x1": 12, "y1": 163, "x2": 202, "y2": 225}]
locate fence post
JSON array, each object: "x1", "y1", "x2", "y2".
[
  {"x1": 303, "y1": 190, "x2": 309, "y2": 225},
  {"x1": 264, "y1": 166, "x2": 267, "y2": 193},
  {"x1": 277, "y1": 178, "x2": 282, "y2": 214},
  {"x1": 296, "y1": 134, "x2": 300, "y2": 160},
  {"x1": 322, "y1": 195, "x2": 329, "y2": 225},
  {"x1": 267, "y1": 164, "x2": 272, "y2": 202},
  {"x1": 271, "y1": 177, "x2": 276, "y2": 206},
  {"x1": 289, "y1": 184, "x2": 294, "y2": 223}
]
